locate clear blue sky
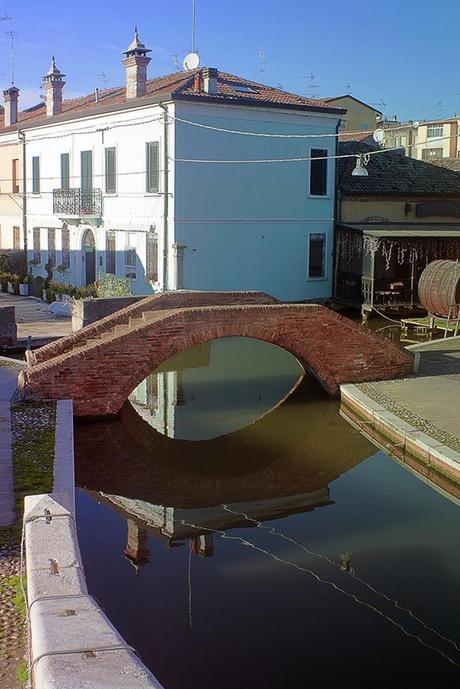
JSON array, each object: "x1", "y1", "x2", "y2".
[{"x1": 3, "y1": 0, "x2": 460, "y2": 121}]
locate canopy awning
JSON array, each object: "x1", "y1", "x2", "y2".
[{"x1": 338, "y1": 223, "x2": 460, "y2": 238}]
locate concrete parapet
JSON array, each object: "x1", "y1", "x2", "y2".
[{"x1": 24, "y1": 405, "x2": 164, "y2": 688}]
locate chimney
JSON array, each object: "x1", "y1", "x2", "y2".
[
  {"x1": 3, "y1": 86, "x2": 19, "y2": 127},
  {"x1": 122, "y1": 27, "x2": 151, "y2": 99},
  {"x1": 202, "y1": 67, "x2": 218, "y2": 95},
  {"x1": 43, "y1": 56, "x2": 65, "y2": 117}
]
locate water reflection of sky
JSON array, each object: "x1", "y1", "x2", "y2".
[{"x1": 75, "y1": 337, "x2": 460, "y2": 689}]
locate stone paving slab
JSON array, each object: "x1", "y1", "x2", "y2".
[{"x1": 0, "y1": 292, "x2": 71, "y2": 339}]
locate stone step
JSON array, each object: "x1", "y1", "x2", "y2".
[{"x1": 113, "y1": 324, "x2": 131, "y2": 337}]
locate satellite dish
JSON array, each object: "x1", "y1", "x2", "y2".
[
  {"x1": 183, "y1": 52, "x2": 200, "y2": 70},
  {"x1": 373, "y1": 128, "x2": 385, "y2": 144},
  {"x1": 413, "y1": 121, "x2": 420, "y2": 129}
]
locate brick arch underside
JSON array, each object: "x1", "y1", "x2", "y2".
[{"x1": 22, "y1": 305, "x2": 414, "y2": 416}]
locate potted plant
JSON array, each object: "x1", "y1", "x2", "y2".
[
  {"x1": 43, "y1": 262, "x2": 53, "y2": 301},
  {"x1": 19, "y1": 275, "x2": 29, "y2": 296},
  {"x1": 7, "y1": 273, "x2": 18, "y2": 294}
]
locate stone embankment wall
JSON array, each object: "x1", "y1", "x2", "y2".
[
  {"x1": 21, "y1": 302, "x2": 414, "y2": 416},
  {"x1": 0, "y1": 307, "x2": 17, "y2": 347},
  {"x1": 24, "y1": 400, "x2": 163, "y2": 689}
]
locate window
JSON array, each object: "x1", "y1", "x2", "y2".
[
  {"x1": 125, "y1": 233, "x2": 137, "y2": 279},
  {"x1": 13, "y1": 226, "x2": 20, "y2": 251},
  {"x1": 105, "y1": 147, "x2": 116, "y2": 194},
  {"x1": 145, "y1": 229, "x2": 158, "y2": 282},
  {"x1": 32, "y1": 157, "x2": 40, "y2": 194},
  {"x1": 48, "y1": 228, "x2": 56, "y2": 267},
  {"x1": 61, "y1": 225, "x2": 70, "y2": 269},
  {"x1": 339, "y1": 119, "x2": 347, "y2": 132},
  {"x1": 33, "y1": 227, "x2": 41, "y2": 264},
  {"x1": 422, "y1": 148, "x2": 443, "y2": 160},
  {"x1": 427, "y1": 125, "x2": 443, "y2": 139},
  {"x1": 360, "y1": 123, "x2": 369, "y2": 131},
  {"x1": 12, "y1": 159, "x2": 19, "y2": 193},
  {"x1": 60, "y1": 153, "x2": 70, "y2": 190},
  {"x1": 309, "y1": 149, "x2": 328, "y2": 196},
  {"x1": 308, "y1": 233, "x2": 326, "y2": 279},
  {"x1": 106, "y1": 231, "x2": 116, "y2": 274},
  {"x1": 146, "y1": 142, "x2": 159, "y2": 193},
  {"x1": 81, "y1": 150, "x2": 93, "y2": 190}
]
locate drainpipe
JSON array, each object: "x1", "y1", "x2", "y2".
[
  {"x1": 332, "y1": 118, "x2": 341, "y2": 301},
  {"x1": 158, "y1": 102, "x2": 169, "y2": 292},
  {"x1": 18, "y1": 131, "x2": 28, "y2": 261}
]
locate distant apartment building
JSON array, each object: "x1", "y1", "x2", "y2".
[
  {"x1": 384, "y1": 117, "x2": 460, "y2": 162},
  {"x1": 323, "y1": 95, "x2": 382, "y2": 133},
  {"x1": 0, "y1": 89, "x2": 23, "y2": 253}
]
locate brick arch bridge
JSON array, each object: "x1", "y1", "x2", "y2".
[{"x1": 20, "y1": 291, "x2": 414, "y2": 417}]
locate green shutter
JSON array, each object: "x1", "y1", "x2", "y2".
[
  {"x1": 81, "y1": 150, "x2": 93, "y2": 190},
  {"x1": 105, "y1": 147, "x2": 116, "y2": 194},
  {"x1": 32, "y1": 157, "x2": 40, "y2": 194},
  {"x1": 60, "y1": 153, "x2": 69, "y2": 190},
  {"x1": 146, "y1": 142, "x2": 159, "y2": 193}
]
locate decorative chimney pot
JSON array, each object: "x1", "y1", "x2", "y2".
[
  {"x1": 202, "y1": 68, "x2": 218, "y2": 95},
  {"x1": 3, "y1": 86, "x2": 19, "y2": 127},
  {"x1": 43, "y1": 56, "x2": 66, "y2": 117},
  {"x1": 122, "y1": 27, "x2": 152, "y2": 100}
]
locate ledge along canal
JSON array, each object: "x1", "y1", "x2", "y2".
[{"x1": 74, "y1": 337, "x2": 460, "y2": 689}]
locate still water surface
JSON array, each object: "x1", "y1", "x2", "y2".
[{"x1": 75, "y1": 337, "x2": 460, "y2": 688}]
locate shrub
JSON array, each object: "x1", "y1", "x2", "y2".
[
  {"x1": 74, "y1": 285, "x2": 97, "y2": 299},
  {"x1": 96, "y1": 273, "x2": 132, "y2": 298}
]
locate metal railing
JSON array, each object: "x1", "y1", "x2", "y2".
[{"x1": 53, "y1": 188, "x2": 102, "y2": 216}]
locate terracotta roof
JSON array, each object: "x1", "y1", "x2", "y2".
[
  {"x1": 427, "y1": 158, "x2": 460, "y2": 172},
  {"x1": 338, "y1": 141, "x2": 460, "y2": 196},
  {"x1": 338, "y1": 131, "x2": 377, "y2": 144},
  {"x1": 2, "y1": 69, "x2": 345, "y2": 133},
  {"x1": 323, "y1": 94, "x2": 382, "y2": 114}
]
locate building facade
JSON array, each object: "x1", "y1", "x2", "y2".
[
  {"x1": 0, "y1": 106, "x2": 23, "y2": 253},
  {"x1": 323, "y1": 95, "x2": 381, "y2": 133},
  {"x1": 0, "y1": 31, "x2": 345, "y2": 302}
]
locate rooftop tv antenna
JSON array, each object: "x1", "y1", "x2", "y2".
[
  {"x1": 97, "y1": 72, "x2": 109, "y2": 85},
  {"x1": 258, "y1": 49, "x2": 266, "y2": 80},
  {"x1": 172, "y1": 54, "x2": 180, "y2": 71},
  {"x1": 1, "y1": 14, "x2": 15, "y2": 84},
  {"x1": 183, "y1": 0, "x2": 200, "y2": 70},
  {"x1": 299, "y1": 73, "x2": 320, "y2": 99}
]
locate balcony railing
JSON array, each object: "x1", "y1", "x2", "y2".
[{"x1": 53, "y1": 188, "x2": 102, "y2": 217}]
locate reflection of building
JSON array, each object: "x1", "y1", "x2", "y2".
[
  {"x1": 124, "y1": 519, "x2": 150, "y2": 571},
  {"x1": 336, "y1": 141, "x2": 460, "y2": 318}
]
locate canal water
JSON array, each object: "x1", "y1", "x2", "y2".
[{"x1": 75, "y1": 337, "x2": 460, "y2": 689}]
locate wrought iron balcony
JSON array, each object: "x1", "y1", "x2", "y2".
[{"x1": 53, "y1": 188, "x2": 102, "y2": 217}]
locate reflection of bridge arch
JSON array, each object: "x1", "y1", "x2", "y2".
[
  {"x1": 22, "y1": 293, "x2": 413, "y2": 416},
  {"x1": 75, "y1": 377, "x2": 374, "y2": 510}
]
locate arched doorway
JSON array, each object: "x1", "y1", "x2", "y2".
[{"x1": 82, "y1": 229, "x2": 96, "y2": 286}]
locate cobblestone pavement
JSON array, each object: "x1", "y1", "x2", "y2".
[
  {"x1": 0, "y1": 292, "x2": 71, "y2": 339},
  {"x1": 0, "y1": 545, "x2": 26, "y2": 689},
  {"x1": 357, "y1": 337, "x2": 460, "y2": 452}
]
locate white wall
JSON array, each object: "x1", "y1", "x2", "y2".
[{"x1": 24, "y1": 102, "x2": 174, "y2": 292}]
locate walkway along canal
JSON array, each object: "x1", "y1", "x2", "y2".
[{"x1": 75, "y1": 337, "x2": 460, "y2": 689}]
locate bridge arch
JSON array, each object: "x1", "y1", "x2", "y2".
[{"x1": 21, "y1": 301, "x2": 414, "y2": 417}]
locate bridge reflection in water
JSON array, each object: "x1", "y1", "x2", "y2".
[
  {"x1": 76, "y1": 338, "x2": 373, "y2": 560},
  {"x1": 74, "y1": 338, "x2": 460, "y2": 689}
]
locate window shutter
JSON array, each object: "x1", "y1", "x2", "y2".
[
  {"x1": 146, "y1": 142, "x2": 159, "y2": 193},
  {"x1": 105, "y1": 148, "x2": 116, "y2": 194},
  {"x1": 61, "y1": 153, "x2": 70, "y2": 190},
  {"x1": 81, "y1": 151, "x2": 93, "y2": 190}
]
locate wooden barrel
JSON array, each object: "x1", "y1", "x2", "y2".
[{"x1": 418, "y1": 260, "x2": 460, "y2": 318}]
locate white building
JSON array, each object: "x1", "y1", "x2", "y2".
[{"x1": 1, "y1": 30, "x2": 345, "y2": 301}]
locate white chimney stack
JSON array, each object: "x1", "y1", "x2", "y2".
[
  {"x1": 202, "y1": 68, "x2": 218, "y2": 95},
  {"x1": 122, "y1": 27, "x2": 151, "y2": 100},
  {"x1": 3, "y1": 86, "x2": 19, "y2": 127},
  {"x1": 43, "y1": 56, "x2": 65, "y2": 117}
]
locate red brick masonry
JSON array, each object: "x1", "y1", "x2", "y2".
[{"x1": 20, "y1": 293, "x2": 414, "y2": 417}]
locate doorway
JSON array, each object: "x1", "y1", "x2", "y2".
[{"x1": 82, "y1": 228, "x2": 96, "y2": 285}]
